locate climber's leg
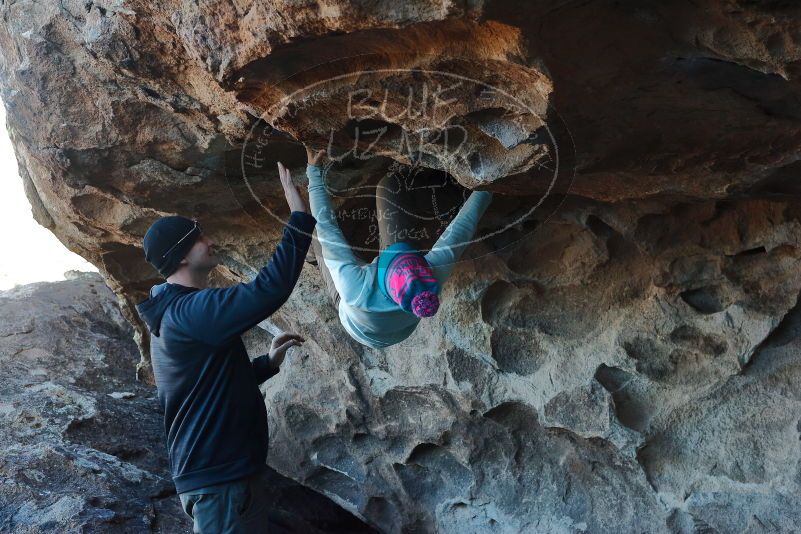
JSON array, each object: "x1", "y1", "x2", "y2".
[
  {"x1": 376, "y1": 164, "x2": 462, "y2": 254},
  {"x1": 311, "y1": 227, "x2": 342, "y2": 310},
  {"x1": 375, "y1": 164, "x2": 432, "y2": 252}
]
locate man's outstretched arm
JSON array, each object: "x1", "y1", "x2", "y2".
[
  {"x1": 169, "y1": 210, "x2": 317, "y2": 348},
  {"x1": 424, "y1": 190, "x2": 493, "y2": 285}
]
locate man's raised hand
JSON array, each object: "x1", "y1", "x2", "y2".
[{"x1": 277, "y1": 161, "x2": 309, "y2": 214}]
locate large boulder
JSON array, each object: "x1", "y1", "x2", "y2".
[{"x1": 1, "y1": 1, "x2": 800, "y2": 531}]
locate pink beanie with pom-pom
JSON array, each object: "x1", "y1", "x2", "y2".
[
  {"x1": 411, "y1": 290, "x2": 440, "y2": 317},
  {"x1": 379, "y1": 244, "x2": 441, "y2": 318}
]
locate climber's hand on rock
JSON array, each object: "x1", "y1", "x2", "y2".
[
  {"x1": 277, "y1": 161, "x2": 309, "y2": 214},
  {"x1": 304, "y1": 144, "x2": 326, "y2": 166},
  {"x1": 268, "y1": 332, "x2": 305, "y2": 370}
]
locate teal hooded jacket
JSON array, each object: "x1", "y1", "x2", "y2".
[{"x1": 307, "y1": 164, "x2": 492, "y2": 349}]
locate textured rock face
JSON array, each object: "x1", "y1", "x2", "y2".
[
  {"x1": 0, "y1": 272, "x2": 191, "y2": 532},
  {"x1": 1, "y1": 1, "x2": 801, "y2": 532}
]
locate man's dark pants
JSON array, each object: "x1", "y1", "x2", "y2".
[{"x1": 179, "y1": 471, "x2": 271, "y2": 533}]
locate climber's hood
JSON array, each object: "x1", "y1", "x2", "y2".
[{"x1": 135, "y1": 282, "x2": 197, "y2": 337}]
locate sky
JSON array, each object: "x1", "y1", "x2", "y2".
[{"x1": 0, "y1": 103, "x2": 98, "y2": 290}]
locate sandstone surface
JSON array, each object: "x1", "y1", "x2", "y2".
[{"x1": 1, "y1": 2, "x2": 800, "y2": 531}]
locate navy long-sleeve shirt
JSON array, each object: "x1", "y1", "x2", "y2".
[{"x1": 135, "y1": 210, "x2": 316, "y2": 493}]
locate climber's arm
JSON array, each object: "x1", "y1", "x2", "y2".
[
  {"x1": 424, "y1": 190, "x2": 493, "y2": 285},
  {"x1": 306, "y1": 164, "x2": 370, "y2": 308}
]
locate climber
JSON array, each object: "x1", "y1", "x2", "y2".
[
  {"x1": 134, "y1": 161, "x2": 317, "y2": 533},
  {"x1": 305, "y1": 144, "x2": 494, "y2": 349}
]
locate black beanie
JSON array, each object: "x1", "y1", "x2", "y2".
[{"x1": 142, "y1": 216, "x2": 201, "y2": 278}]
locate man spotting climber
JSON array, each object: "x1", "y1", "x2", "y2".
[{"x1": 135, "y1": 153, "x2": 321, "y2": 533}]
